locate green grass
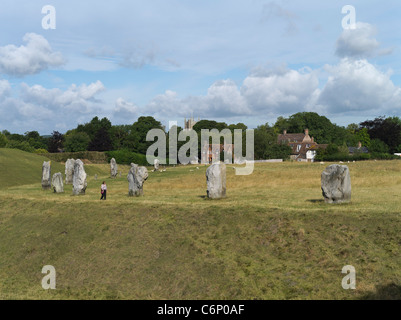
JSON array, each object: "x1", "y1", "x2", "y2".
[
  {"x1": 0, "y1": 148, "x2": 400, "y2": 299},
  {"x1": 0, "y1": 148, "x2": 104, "y2": 190}
]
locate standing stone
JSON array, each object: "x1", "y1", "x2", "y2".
[
  {"x1": 72, "y1": 159, "x2": 87, "y2": 195},
  {"x1": 52, "y1": 172, "x2": 64, "y2": 193},
  {"x1": 42, "y1": 161, "x2": 51, "y2": 190},
  {"x1": 94, "y1": 174, "x2": 98, "y2": 181},
  {"x1": 127, "y1": 163, "x2": 148, "y2": 196},
  {"x1": 321, "y1": 164, "x2": 351, "y2": 204},
  {"x1": 206, "y1": 162, "x2": 226, "y2": 199},
  {"x1": 110, "y1": 158, "x2": 118, "y2": 178},
  {"x1": 65, "y1": 159, "x2": 75, "y2": 184},
  {"x1": 119, "y1": 171, "x2": 122, "y2": 178},
  {"x1": 154, "y1": 159, "x2": 160, "y2": 171}
]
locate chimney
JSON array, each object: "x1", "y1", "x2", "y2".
[
  {"x1": 305, "y1": 128, "x2": 309, "y2": 136},
  {"x1": 283, "y1": 130, "x2": 287, "y2": 135},
  {"x1": 358, "y1": 141, "x2": 362, "y2": 149}
]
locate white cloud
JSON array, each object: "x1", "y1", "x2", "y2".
[
  {"x1": 145, "y1": 80, "x2": 251, "y2": 122},
  {"x1": 241, "y1": 67, "x2": 319, "y2": 114},
  {"x1": 335, "y1": 22, "x2": 392, "y2": 59},
  {"x1": 0, "y1": 79, "x2": 11, "y2": 99},
  {"x1": 261, "y1": 1, "x2": 299, "y2": 36},
  {"x1": 113, "y1": 98, "x2": 139, "y2": 122},
  {"x1": 317, "y1": 58, "x2": 401, "y2": 114},
  {"x1": 0, "y1": 33, "x2": 65, "y2": 76},
  {"x1": 0, "y1": 81, "x2": 106, "y2": 133}
]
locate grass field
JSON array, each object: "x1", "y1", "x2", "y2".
[{"x1": 0, "y1": 148, "x2": 400, "y2": 299}]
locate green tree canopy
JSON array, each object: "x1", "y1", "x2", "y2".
[{"x1": 64, "y1": 132, "x2": 91, "y2": 152}]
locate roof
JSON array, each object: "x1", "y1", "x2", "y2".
[
  {"x1": 348, "y1": 146, "x2": 369, "y2": 154},
  {"x1": 278, "y1": 133, "x2": 307, "y2": 144}
]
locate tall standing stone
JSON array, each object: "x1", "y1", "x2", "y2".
[
  {"x1": 206, "y1": 162, "x2": 226, "y2": 199},
  {"x1": 127, "y1": 163, "x2": 148, "y2": 196},
  {"x1": 52, "y1": 172, "x2": 64, "y2": 193},
  {"x1": 154, "y1": 159, "x2": 160, "y2": 171},
  {"x1": 72, "y1": 159, "x2": 87, "y2": 195},
  {"x1": 110, "y1": 158, "x2": 118, "y2": 178},
  {"x1": 65, "y1": 159, "x2": 75, "y2": 184},
  {"x1": 42, "y1": 161, "x2": 51, "y2": 190},
  {"x1": 321, "y1": 164, "x2": 351, "y2": 204}
]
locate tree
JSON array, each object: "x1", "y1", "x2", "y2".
[
  {"x1": 360, "y1": 116, "x2": 401, "y2": 153},
  {"x1": 369, "y1": 139, "x2": 389, "y2": 154},
  {"x1": 24, "y1": 131, "x2": 47, "y2": 149},
  {"x1": 88, "y1": 127, "x2": 114, "y2": 152},
  {"x1": 131, "y1": 116, "x2": 165, "y2": 154},
  {"x1": 0, "y1": 132, "x2": 7, "y2": 148},
  {"x1": 273, "y1": 112, "x2": 349, "y2": 145},
  {"x1": 76, "y1": 116, "x2": 112, "y2": 140},
  {"x1": 64, "y1": 132, "x2": 91, "y2": 152},
  {"x1": 254, "y1": 123, "x2": 291, "y2": 160},
  {"x1": 48, "y1": 131, "x2": 64, "y2": 153},
  {"x1": 192, "y1": 120, "x2": 227, "y2": 133}
]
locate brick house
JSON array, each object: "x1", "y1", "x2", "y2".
[{"x1": 277, "y1": 129, "x2": 326, "y2": 162}]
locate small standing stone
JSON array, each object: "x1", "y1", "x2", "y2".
[
  {"x1": 42, "y1": 161, "x2": 51, "y2": 190},
  {"x1": 65, "y1": 159, "x2": 75, "y2": 184},
  {"x1": 52, "y1": 172, "x2": 64, "y2": 193},
  {"x1": 127, "y1": 163, "x2": 149, "y2": 196},
  {"x1": 94, "y1": 174, "x2": 98, "y2": 181},
  {"x1": 154, "y1": 159, "x2": 160, "y2": 171},
  {"x1": 321, "y1": 164, "x2": 351, "y2": 204},
  {"x1": 206, "y1": 162, "x2": 226, "y2": 199},
  {"x1": 110, "y1": 158, "x2": 118, "y2": 178},
  {"x1": 72, "y1": 159, "x2": 87, "y2": 195}
]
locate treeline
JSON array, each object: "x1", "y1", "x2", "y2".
[{"x1": 1, "y1": 112, "x2": 400, "y2": 163}]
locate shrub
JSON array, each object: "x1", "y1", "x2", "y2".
[
  {"x1": 105, "y1": 150, "x2": 148, "y2": 166},
  {"x1": 6, "y1": 140, "x2": 35, "y2": 153},
  {"x1": 34, "y1": 148, "x2": 49, "y2": 154}
]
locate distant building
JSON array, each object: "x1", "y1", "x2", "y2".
[
  {"x1": 201, "y1": 142, "x2": 234, "y2": 164},
  {"x1": 277, "y1": 129, "x2": 327, "y2": 162},
  {"x1": 348, "y1": 141, "x2": 369, "y2": 154},
  {"x1": 184, "y1": 116, "x2": 198, "y2": 131}
]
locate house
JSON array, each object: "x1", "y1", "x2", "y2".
[
  {"x1": 201, "y1": 142, "x2": 234, "y2": 164},
  {"x1": 277, "y1": 129, "x2": 326, "y2": 162},
  {"x1": 348, "y1": 141, "x2": 369, "y2": 154}
]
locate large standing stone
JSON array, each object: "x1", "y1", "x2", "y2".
[
  {"x1": 72, "y1": 159, "x2": 87, "y2": 195},
  {"x1": 321, "y1": 164, "x2": 351, "y2": 204},
  {"x1": 110, "y1": 158, "x2": 118, "y2": 178},
  {"x1": 206, "y1": 162, "x2": 226, "y2": 199},
  {"x1": 42, "y1": 161, "x2": 51, "y2": 190},
  {"x1": 52, "y1": 172, "x2": 64, "y2": 193},
  {"x1": 65, "y1": 159, "x2": 75, "y2": 184},
  {"x1": 127, "y1": 163, "x2": 148, "y2": 196},
  {"x1": 154, "y1": 159, "x2": 160, "y2": 171}
]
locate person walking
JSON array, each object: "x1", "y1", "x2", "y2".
[{"x1": 100, "y1": 181, "x2": 107, "y2": 200}]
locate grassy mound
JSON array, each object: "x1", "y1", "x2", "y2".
[
  {"x1": 0, "y1": 155, "x2": 401, "y2": 299},
  {"x1": 0, "y1": 148, "x2": 105, "y2": 190}
]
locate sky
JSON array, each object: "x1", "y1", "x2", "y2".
[{"x1": 0, "y1": 0, "x2": 401, "y2": 134}]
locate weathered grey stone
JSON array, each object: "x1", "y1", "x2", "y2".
[
  {"x1": 110, "y1": 158, "x2": 118, "y2": 178},
  {"x1": 206, "y1": 162, "x2": 226, "y2": 199},
  {"x1": 42, "y1": 161, "x2": 51, "y2": 190},
  {"x1": 154, "y1": 159, "x2": 160, "y2": 171},
  {"x1": 65, "y1": 159, "x2": 75, "y2": 184},
  {"x1": 94, "y1": 174, "x2": 98, "y2": 180},
  {"x1": 52, "y1": 172, "x2": 64, "y2": 193},
  {"x1": 72, "y1": 159, "x2": 87, "y2": 195},
  {"x1": 321, "y1": 164, "x2": 351, "y2": 204},
  {"x1": 127, "y1": 163, "x2": 148, "y2": 196}
]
